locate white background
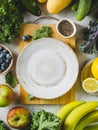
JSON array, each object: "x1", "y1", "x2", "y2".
[{"x1": 0, "y1": 4, "x2": 98, "y2": 130}]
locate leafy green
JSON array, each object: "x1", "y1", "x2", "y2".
[
  {"x1": 28, "y1": 94, "x2": 34, "y2": 100},
  {"x1": 33, "y1": 26, "x2": 53, "y2": 40},
  {"x1": 0, "y1": 120, "x2": 8, "y2": 130},
  {"x1": 79, "y1": 19, "x2": 98, "y2": 54},
  {"x1": 20, "y1": 110, "x2": 61, "y2": 130},
  {"x1": 5, "y1": 71, "x2": 18, "y2": 88},
  {"x1": 30, "y1": 110, "x2": 61, "y2": 130},
  {"x1": 0, "y1": 0, "x2": 23, "y2": 43}
]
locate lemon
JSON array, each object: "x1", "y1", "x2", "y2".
[
  {"x1": 91, "y1": 58, "x2": 98, "y2": 80},
  {"x1": 81, "y1": 60, "x2": 93, "y2": 82},
  {"x1": 38, "y1": 0, "x2": 47, "y2": 3},
  {"x1": 82, "y1": 78, "x2": 98, "y2": 93}
]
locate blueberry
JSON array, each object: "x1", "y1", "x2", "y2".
[
  {"x1": 0, "y1": 46, "x2": 3, "y2": 51},
  {"x1": 0, "y1": 58, "x2": 3, "y2": 64},
  {"x1": 3, "y1": 58, "x2": 6, "y2": 62},
  {"x1": 4, "y1": 63, "x2": 9, "y2": 68},
  {"x1": 6, "y1": 53, "x2": 12, "y2": 59},
  {"x1": 22, "y1": 35, "x2": 32, "y2": 41},
  {"x1": 5, "y1": 58, "x2": 11, "y2": 63},
  {"x1": 0, "y1": 54, "x2": 2, "y2": 57},
  {"x1": 0, "y1": 52, "x2": 5, "y2": 58},
  {"x1": 3, "y1": 49, "x2": 8, "y2": 54},
  {"x1": 1, "y1": 62, "x2": 6, "y2": 67},
  {"x1": 0, "y1": 69, "x2": 3, "y2": 73},
  {"x1": 1, "y1": 66, "x2": 5, "y2": 71}
]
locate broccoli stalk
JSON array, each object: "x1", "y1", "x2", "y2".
[{"x1": 79, "y1": 19, "x2": 98, "y2": 54}]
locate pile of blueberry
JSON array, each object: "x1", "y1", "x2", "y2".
[{"x1": 0, "y1": 46, "x2": 12, "y2": 73}]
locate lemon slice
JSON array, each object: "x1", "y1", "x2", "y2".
[{"x1": 82, "y1": 78, "x2": 98, "y2": 93}]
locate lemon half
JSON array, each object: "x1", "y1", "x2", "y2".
[{"x1": 82, "y1": 78, "x2": 98, "y2": 93}]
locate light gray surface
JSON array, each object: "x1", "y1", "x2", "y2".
[{"x1": 0, "y1": 5, "x2": 98, "y2": 129}]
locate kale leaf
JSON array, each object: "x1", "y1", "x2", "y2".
[
  {"x1": 33, "y1": 26, "x2": 53, "y2": 40},
  {"x1": 79, "y1": 19, "x2": 98, "y2": 54},
  {"x1": 30, "y1": 110, "x2": 61, "y2": 130},
  {"x1": 5, "y1": 71, "x2": 18, "y2": 88},
  {"x1": 0, "y1": 120, "x2": 9, "y2": 130},
  {"x1": 0, "y1": 0, "x2": 23, "y2": 43},
  {"x1": 28, "y1": 94, "x2": 34, "y2": 100}
]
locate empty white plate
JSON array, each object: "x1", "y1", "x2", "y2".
[{"x1": 16, "y1": 38, "x2": 79, "y2": 99}]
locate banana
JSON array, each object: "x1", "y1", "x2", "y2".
[
  {"x1": 56, "y1": 101, "x2": 85, "y2": 126},
  {"x1": 64, "y1": 101, "x2": 98, "y2": 130},
  {"x1": 75, "y1": 110, "x2": 98, "y2": 130},
  {"x1": 84, "y1": 124, "x2": 98, "y2": 130}
]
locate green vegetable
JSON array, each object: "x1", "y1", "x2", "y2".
[
  {"x1": 79, "y1": 19, "x2": 98, "y2": 54},
  {"x1": 76, "y1": 0, "x2": 91, "y2": 21},
  {"x1": 28, "y1": 94, "x2": 34, "y2": 100},
  {"x1": 5, "y1": 71, "x2": 18, "y2": 88},
  {"x1": 29, "y1": 110, "x2": 61, "y2": 130},
  {"x1": 21, "y1": 0, "x2": 41, "y2": 16},
  {"x1": 33, "y1": 26, "x2": 53, "y2": 40},
  {"x1": 88, "y1": 0, "x2": 98, "y2": 15},
  {"x1": 14, "y1": 0, "x2": 25, "y2": 12},
  {"x1": 0, "y1": 0, "x2": 23, "y2": 43},
  {"x1": 71, "y1": 0, "x2": 79, "y2": 11},
  {"x1": 0, "y1": 120, "x2": 8, "y2": 130}
]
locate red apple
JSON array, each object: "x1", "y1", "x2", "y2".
[
  {"x1": 7, "y1": 107, "x2": 31, "y2": 129},
  {"x1": 0, "y1": 84, "x2": 14, "y2": 107}
]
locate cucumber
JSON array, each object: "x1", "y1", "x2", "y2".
[
  {"x1": 76, "y1": 0, "x2": 92, "y2": 21},
  {"x1": 71, "y1": 1, "x2": 79, "y2": 11},
  {"x1": 22, "y1": 0, "x2": 41, "y2": 16}
]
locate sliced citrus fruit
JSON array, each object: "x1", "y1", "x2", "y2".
[
  {"x1": 91, "y1": 58, "x2": 98, "y2": 80},
  {"x1": 82, "y1": 77, "x2": 98, "y2": 93}
]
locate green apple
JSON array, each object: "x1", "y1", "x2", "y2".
[
  {"x1": 7, "y1": 107, "x2": 31, "y2": 129},
  {"x1": 0, "y1": 84, "x2": 14, "y2": 107}
]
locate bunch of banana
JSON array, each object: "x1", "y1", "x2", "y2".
[{"x1": 56, "y1": 101, "x2": 98, "y2": 130}]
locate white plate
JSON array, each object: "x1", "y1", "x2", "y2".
[{"x1": 16, "y1": 38, "x2": 79, "y2": 99}]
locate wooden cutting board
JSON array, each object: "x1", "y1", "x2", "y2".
[{"x1": 19, "y1": 23, "x2": 76, "y2": 104}]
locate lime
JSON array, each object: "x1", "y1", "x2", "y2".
[
  {"x1": 91, "y1": 58, "x2": 98, "y2": 80},
  {"x1": 82, "y1": 78, "x2": 98, "y2": 93}
]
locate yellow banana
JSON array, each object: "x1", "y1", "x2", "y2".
[
  {"x1": 56, "y1": 101, "x2": 85, "y2": 126},
  {"x1": 84, "y1": 124, "x2": 98, "y2": 130},
  {"x1": 75, "y1": 110, "x2": 98, "y2": 130},
  {"x1": 64, "y1": 101, "x2": 98, "y2": 130}
]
